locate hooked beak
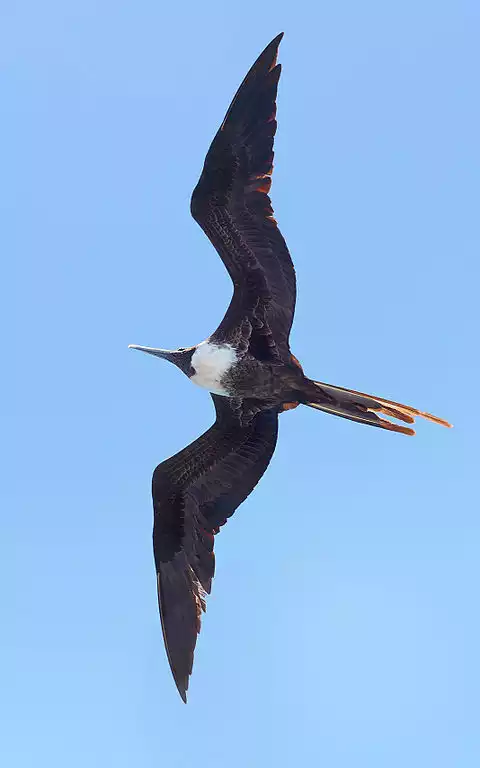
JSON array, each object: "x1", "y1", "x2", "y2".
[{"x1": 128, "y1": 345, "x2": 178, "y2": 362}]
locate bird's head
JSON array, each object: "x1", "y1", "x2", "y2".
[{"x1": 128, "y1": 344, "x2": 196, "y2": 376}]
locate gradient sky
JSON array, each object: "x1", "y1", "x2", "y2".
[{"x1": 2, "y1": 2, "x2": 478, "y2": 766}]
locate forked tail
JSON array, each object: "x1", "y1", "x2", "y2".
[{"x1": 302, "y1": 380, "x2": 452, "y2": 435}]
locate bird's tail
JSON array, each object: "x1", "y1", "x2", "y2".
[{"x1": 301, "y1": 380, "x2": 452, "y2": 435}]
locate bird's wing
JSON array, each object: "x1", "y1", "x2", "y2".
[
  {"x1": 190, "y1": 33, "x2": 296, "y2": 363},
  {"x1": 152, "y1": 395, "x2": 278, "y2": 702}
]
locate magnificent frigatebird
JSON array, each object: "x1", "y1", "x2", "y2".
[{"x1": 129, "y1": 33, "x2": 450, "y2": 702}]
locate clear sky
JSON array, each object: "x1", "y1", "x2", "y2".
[{"x1": 2, "y1": 1, "x2": 478, "y2": 766}]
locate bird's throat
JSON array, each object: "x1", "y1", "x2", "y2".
[{"x1": 189, "y1": 342, "x2": 237, "y2": 395}]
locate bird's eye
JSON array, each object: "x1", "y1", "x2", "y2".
[{"x1": 177, "y1": 347, "x2": 186, "y2": 352}]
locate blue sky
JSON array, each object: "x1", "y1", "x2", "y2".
[{"x1": 2, "y1": 1, "x2": 478, "y2": 765}]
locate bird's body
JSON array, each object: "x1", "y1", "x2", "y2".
[
  {"x1": 129, "y1": 34, "x2": 450, "y2": 702},
  {"x1": 192, "y1": 341, "x2": 302, "y2": 403}
]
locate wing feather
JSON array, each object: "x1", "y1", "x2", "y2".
[
  {"x1": 191, "y1": 34, "x2": 296, "y2": 361},
  {"x1": 152, "y1": 395, "x2": 278, "y2": 701}
]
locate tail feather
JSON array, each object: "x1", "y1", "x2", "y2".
[{"x1": 303, "y1": 380, "x2": 452, "y2": 436}]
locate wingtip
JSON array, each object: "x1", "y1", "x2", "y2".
[
  {"x1": 173, "y1": 671, "x2": 189, "y2": 703},
  {"x1": 254, "y1": 33, "x2": 283, "y2": 74},
  {"x1": 269, "y1": 32, "x2": 284, "y2": 65}
]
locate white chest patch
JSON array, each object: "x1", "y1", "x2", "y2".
[{"x1": 190, "y1": 342, "x2": 237, "y2": 396}]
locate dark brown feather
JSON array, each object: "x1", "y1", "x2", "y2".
[
  {"x1": 190, "y1": 33, "x2": 296, "y2": 362},
  {"x1": 152, "y1": 395, "x2": 278, "y2": 701}
]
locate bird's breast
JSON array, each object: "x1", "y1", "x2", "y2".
[{"x1": 189, "y1": 342, "x2": 237, "y2": 396}]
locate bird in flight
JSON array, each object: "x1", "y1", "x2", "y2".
[{"x1": 129, "y1": 33, "x2": 450, "y2": 702}]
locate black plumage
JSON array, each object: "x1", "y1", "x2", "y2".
[
  {"x1": 191, "y1": 33, "x2": 295, "y2": 362},
  {"x1": 152, "y1": 396, "x2": 278, "y2": 701},
  {"x1": 129, "y1": 34, "x2": 450, "y2": 702}
]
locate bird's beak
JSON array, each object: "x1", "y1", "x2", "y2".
[{"x1": 128, "y1": 345, "x2": 178, "y2": 362}]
